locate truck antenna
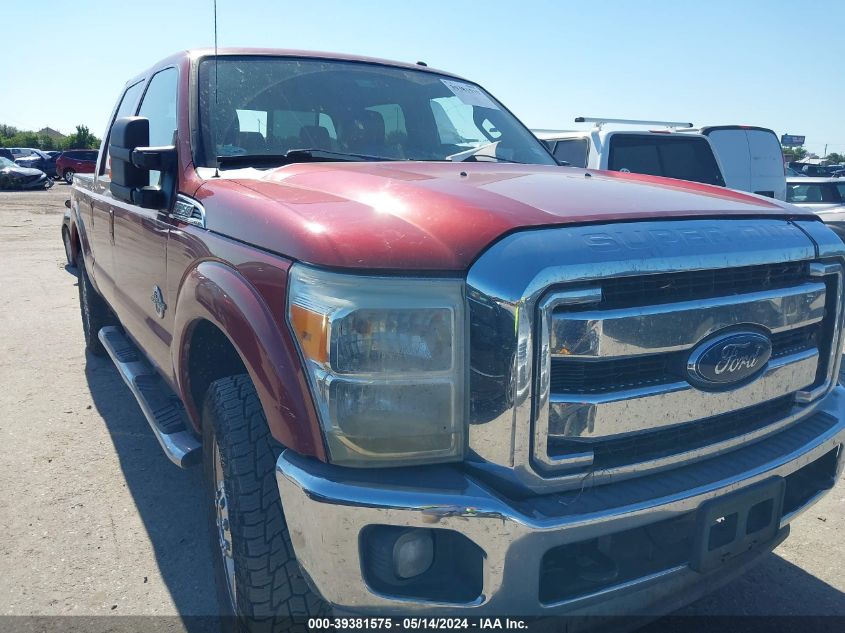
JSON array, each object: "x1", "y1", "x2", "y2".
[
  {"x1": 214, "y1": 0, "x2": 219, "y2": 105},
  {"x1": 213, "y1": 0, "x2": 220, "y2": 177}
]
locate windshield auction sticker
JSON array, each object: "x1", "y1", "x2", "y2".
[{"x1": 440, "y1": 79, "x2": 499, "y2": 109}]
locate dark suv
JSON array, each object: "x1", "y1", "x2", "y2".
[
  {"x1": 55, "y1": 149, "x2": 98, "y2": 183},
  {"x1": 14, "y1": 149, "x2": 59, "y2": 178}
]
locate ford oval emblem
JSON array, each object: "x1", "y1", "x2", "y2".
[{"x1": 687, "y1": 331, "x2": 772, "y2": 390}]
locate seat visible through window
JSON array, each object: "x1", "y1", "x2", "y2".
[{"x1": 299, "y1": 125, "x2": 332, "y2": 150}]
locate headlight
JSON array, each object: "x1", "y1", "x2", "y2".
[{"x1": 287, "y1": 264, "x2": 466, "y2": 467}]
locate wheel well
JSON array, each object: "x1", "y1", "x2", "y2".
[{"x1": 186, "y1": 320, "x2": 248, "y2": 419}]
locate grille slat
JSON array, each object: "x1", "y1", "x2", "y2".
[
  {"x1": 550, "y1": 325, "x2": 820, "y2": 394},
  {"x1": 548, "y1": 397, "x2": 794, "y2": 469},
  {"x1": 598, "y1": 262, "x2": 809, "y2": 309}
]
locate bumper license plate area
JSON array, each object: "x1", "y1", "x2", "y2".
[{"x1": 692, "y1": 477, "x2": 786, "y2": 573}]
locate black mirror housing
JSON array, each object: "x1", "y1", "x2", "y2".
[{"x1": 109, "y1": 116, "x2": 177, "y2": 210}]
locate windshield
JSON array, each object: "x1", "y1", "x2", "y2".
[
  {"x1": 197, "y1": 57, "x2": 555, "y2": 167},
  {"x1": 0, "y1": 157, "x2": 16, "y2": 168}
]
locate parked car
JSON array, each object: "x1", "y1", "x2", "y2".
[
  {"x1": 787, "y1": 177, "x2": 845, "y2": 242},
  {"x1": 786, "y1": 177, "x2": 845, "y2": 211},
  {"x1": 0, "y1": 148, "x2": 14, "y2": 161},
  {"x1": 785, "y1": 166, "x2": 807, "y2": 177},
  {"x1": 0, "y1": 156, "x2": 53, "y2": 190},
  {"x1": 788, "y1": 161, "x2": 837, "y2": 177},
  {"x1": 56, "y1": 149, "x2": 98, "y2": 183},
  {"x1": 678, "y1": 125, "x2": 786, "y2": 200},
  {"x1": 8, "y1": 147, "x2": 40, "y2": 161},
  {"x1": 535, "y1": 118, "x2": 727, "y2": 187},
  {"x1": 65, "y1": 49, "x2": 845, "y2": 626},
  {"x1": 14, "y1": 148, "x2": 58, "y2": 178}
]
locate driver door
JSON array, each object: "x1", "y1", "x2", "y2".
[{"x1": 110, "y1": 67, "x2": 179, "y2": 378}]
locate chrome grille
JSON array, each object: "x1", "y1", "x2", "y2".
[
  {"x1": 536, "y1": 264, "x2": 840, "y2": 473},
  {"x1": 466, "y1": 218, "x2": 845, "y2": 493}
]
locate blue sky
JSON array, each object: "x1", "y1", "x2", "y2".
[{"x1": 2, "y1": 0, "x2": 843, "y2": 155}]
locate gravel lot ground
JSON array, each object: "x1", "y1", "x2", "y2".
[{"x1": 0, "y1": 184, "x2": 842, "y2": 631}]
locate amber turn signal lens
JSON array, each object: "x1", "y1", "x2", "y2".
[{"x1": 290, "y1": 304, "x2": 329, "y2": 363}]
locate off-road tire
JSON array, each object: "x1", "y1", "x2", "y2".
[
  {"x1": 63, "y1": 227, "x2": 74, "y2": 266},
  {"x1": 202, "y1": 375, "x2": 327, "y2": 631},
  {"x1": 76, "y1": 251, "x2": 115, "y2": 356}
]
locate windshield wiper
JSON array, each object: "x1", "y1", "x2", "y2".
[
  {"x1": 216, "y1": 148, "x2": 397, "y2": 168},
  {"x1": 457, "y1": 154, "x2": 526, "y2": 164}
]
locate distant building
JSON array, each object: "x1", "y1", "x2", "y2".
[{"x1": 38, "y1": 127, "x2": 65, "y2": 141}]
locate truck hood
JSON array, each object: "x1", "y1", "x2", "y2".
[{"x1": 196, "y1": 162, "x2": 813, "y2": 271}]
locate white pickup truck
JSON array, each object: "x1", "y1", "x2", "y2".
[
  {"x1": 536, "y1": 119, "x2": 787, "y2": 200},
  {"x1": 534, "y1": 117, "x2": 726, "y2": 187}
]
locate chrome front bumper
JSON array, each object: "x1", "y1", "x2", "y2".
[{"x1": 275, "y1": 387, "x2": 845, "y2": 616}]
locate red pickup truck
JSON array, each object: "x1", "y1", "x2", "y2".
[{"x1": 65, "y1": 49, "x2": 845, "y2": 629}]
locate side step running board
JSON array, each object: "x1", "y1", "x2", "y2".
[{"x1": 98, "y1": 326, "x2": 202, "y2": 467}]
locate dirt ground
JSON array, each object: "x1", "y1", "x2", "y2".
[{"x1": 0, "y1": 184, "x2": 842, "y2": 629}]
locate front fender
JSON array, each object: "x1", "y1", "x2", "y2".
[{"x1": 172, "y1": 260, "x2": 326, "y2": 460}]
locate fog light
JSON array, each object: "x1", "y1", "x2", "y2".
[
  {"x1": 365, "y1": 526, "x2": 435, "y2": 585},
  {"x1": 393, "y1": 529, "x2": 434, "y2": 579}
]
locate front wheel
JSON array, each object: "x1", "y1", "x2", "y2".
[
  {"x1": 63, "y1": 228, "x2": 74, "y2": 266},
  {"x1": 202, "y1": 375, "x2": 328, "y2": 631},
  {"x1": 63, "y1": 169, "x2": 75, "y2": 184}
]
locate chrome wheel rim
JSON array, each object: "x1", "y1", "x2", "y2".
[
  {"x1": 64, "y1": 170, "x2": 73, "y2": 184},
  {"x1": 213, "y1": 441, "x2": 237, "y2": 608}
]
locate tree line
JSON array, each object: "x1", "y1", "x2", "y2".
[
  {"x1": 0, "y1": 124, "x2": 101, "y2": 151},
  {"x1": 782, "y1": 145, "x2": 844, "y2": 164}
]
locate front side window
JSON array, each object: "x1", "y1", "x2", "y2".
[
  {"x1": 608, "y1": 135, "x2": 725, "y2": 186},
  {"x1": 198, "y1": 57, "x2": 554, "y2": 167},
  {"x1": 101, "y1": 80, "x2": 145, "y2": 176},
  {"x1": 138, "y1": 67, "x2": 178, "y2": 186}
]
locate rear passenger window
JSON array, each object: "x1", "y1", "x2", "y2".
[
  {"x1": 552, "y1": 139, "x2": 589, "y2": 167},
  {"x1": 137, "y1": 67, "x2": 178, "y2": 186},
  {"x1": 608, "y1": 135, "x2": 725, "y2": 186}
]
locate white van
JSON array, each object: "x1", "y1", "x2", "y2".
[
  {"x1": 680, "y1": 126, "x2": 786, "y2": 200},
  {"x1": 535, "y1": 119, "x2": 727, "y2": 188}
]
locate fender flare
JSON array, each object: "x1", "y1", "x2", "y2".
[{"x1": 171, "y1": 260, "x2": 326, "y2": 460}]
